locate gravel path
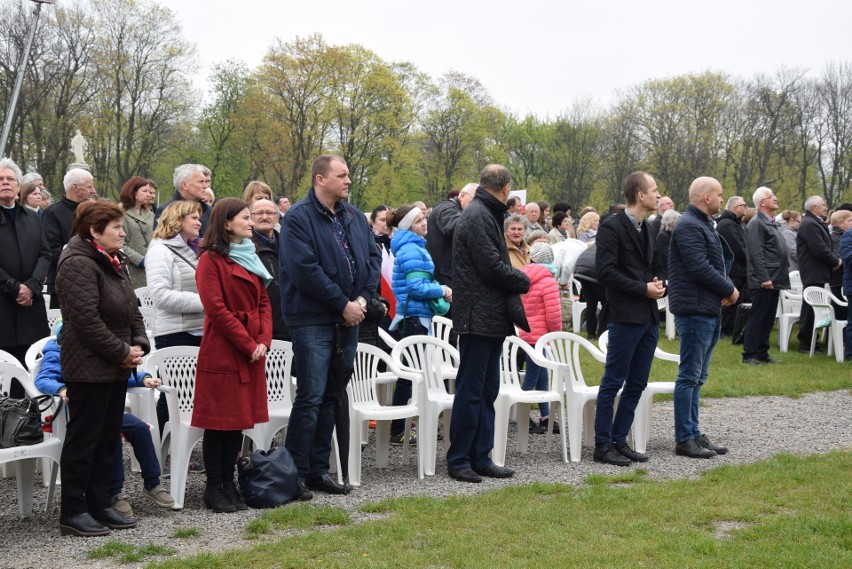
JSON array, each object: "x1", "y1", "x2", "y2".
[{"x1": 2, "y1": 390, "x2": 851, "y2": 569}]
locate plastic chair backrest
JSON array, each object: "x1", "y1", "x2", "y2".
[
  {"x1": 431, "y1": 316, "x2": 453, "y2": 345},
  {"x1": 803, "y1": 286, "x2": 833, "y2": 327},
  {"x1": 780, "y1": 290, "x2": 802, "y2": 314},
  {"x1": 536, "y1": 331, "x2": 605, "y2": 389},
  {"x1": 265, "y1": 340, "x2": 293, "y2": 405},
  {"x1": 135, "y1": 287, "x2": 155, "y2": 309},
  {"x1": 788, "y1": 271, "x2": 802, "y2": 295},
  {"x1": 0, "y1": 362, "x2": 38, "y2": 399},
  {"x1": 0, "y1": 349, "x2": 23, "y2": 367},
  {"x1": 350, "y1": 343, "x2": 395, "y2": 405},
  {"x1": 24, "y1": 336, "x2": 53, "y2": 372},
  {"x1": 378, "y1": 327, "x2": 397, "y2": 349},
  {"x1": 145, "y1": 346, "x2": 199, "y2": 415},
  {"x1": 392, "y1": 336, "x2": 458, "y2": 394},
  {"x1": 45, "y1": 309, "x2": 62, "y2": 332},
  {"x1": 501, "y1": 335, "x2": 563, "y2": 392},
  {"x1": 569, "y1": 276, "x2": 583, "y2": 298}
]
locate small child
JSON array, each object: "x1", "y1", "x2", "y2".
[
  {"x1": 519, "y1": 242, "x2": 563, "y2": 434},
  {"x1": 34, "y1": 321, "x2": 174, "y2": 515}
]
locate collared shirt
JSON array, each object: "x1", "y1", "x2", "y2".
[
  {"x1": 319, "y1": 200, "x2": 357, "y2": 285},
  {"x1": 623, "y1": 208, "x2": 643, "y2": 232}
]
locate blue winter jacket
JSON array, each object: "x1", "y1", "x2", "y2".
[
  {"x1": 279, "y1": 188, "x2": 382, "y2": 327},
  {"x1": 35, "y1": 338, "x2": 152, "y2": 395},
  {"x1": 840, "y1": 228, "x2": 852, "y2": 297},
  {"x1": 390, "y1": 229, "x2": 445, "y2": 318},
  {"x1": 668, "y1": 204, "x2": 736, "y2": 316}
]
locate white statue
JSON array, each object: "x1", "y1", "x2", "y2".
[{"x1": 70, "y1": 129, "x2": 88, "y2": 164}]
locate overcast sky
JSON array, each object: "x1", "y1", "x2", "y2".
[{"x1": 169, "y1": 0, "x2": 851, "y2": 117}]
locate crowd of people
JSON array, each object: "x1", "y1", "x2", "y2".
[{"x1": 2, "y1": 153, "x2": 852, "y2": 537}]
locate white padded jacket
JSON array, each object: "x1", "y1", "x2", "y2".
[{"x1": 144, "y1": 234, "x2": 205, "y2": 336}]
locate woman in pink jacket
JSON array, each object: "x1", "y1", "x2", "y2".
[{"x1": 519, "y1": 242, "x2": 563, "y2": 434}]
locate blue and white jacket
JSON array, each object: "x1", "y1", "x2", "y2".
[{"x1": 390, "y1": 229, "x2": 445, "y2": 319}]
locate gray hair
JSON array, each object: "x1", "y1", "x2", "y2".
[
  {"x1": 752, "y1": 186, "x2": 772, "y2": 208},
  {"x1": 63, "y1": 168, "x2": 92, "y2": 192},
  {"x1": 0, "y1": 158, "x2": 23, "y2": 182},
  {"x1": 803, "y1": 195, "x2": 824, "y2": 213},
  {"x1": 525, "y1": 229, "x2": 548, "y2": 246},
  {"x1": 460, "y1": 182, "x2": 478, "y2": 196},
  {"x1": 503, "y1": 214, "x2": 527, "y2": 232},
  {"x1": 661, "y1": 208, "x2": 681, "y2": 232},
  {"x1": 173, "y1": 164, "x2": 206, "y2": 192},
  {"x1": 726, "y1": 196, "x2": 744, "y2": 210},
  {"x1": 21, "y1": 172, "x2": 42, "y2": 185}
]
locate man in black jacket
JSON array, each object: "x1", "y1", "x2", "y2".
[
  {"x1": 42, "y1": 168, "x2": 92, "y2": 308},
  {"x1": 426, "y1": 183, "x2": 476, "y2": 289},
  {"x1": 593, "y1": 172, "x2": 666, "y2": 466},
  {"x1": 0, "y1": 158, "x2": 50, "y2": 397},
  {"x1": 715, "y1": 196, "x2": 749, "y2": 335},
  {"x1": 796, "y1": 195, "x2": 842, "y2": 352},
  {"x1": 154, "y1": 164, "x2": 211, "y2": 237},
  {"x1": 446, "y1": 165, "x2": 530, "y2": 483}
]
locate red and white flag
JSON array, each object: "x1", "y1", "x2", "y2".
[{"x1": 380, "y1": 247, "x2": 396, "y2": 319}]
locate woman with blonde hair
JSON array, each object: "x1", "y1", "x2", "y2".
[
  {"x1": 242, "y1": 180, "x2": 274, "y2": 204},
  {"x1": 576, "y1": 211, "x2": 600, "y2": 243}
]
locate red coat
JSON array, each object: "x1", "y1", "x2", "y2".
[
  {"x1": 192, "y1": 251, "x2": 272, "y2": 430},
  {"x1": 518, "y1": 263, "x2": 562, "y2": 345}
]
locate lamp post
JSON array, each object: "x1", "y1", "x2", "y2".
[{"x1": 0, "y1": 0, "x2": 55, "y2": 158}]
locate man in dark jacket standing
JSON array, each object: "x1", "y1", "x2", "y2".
[
  {"x1": 446, "y1": 164, "x2": 530, "y2": 483},
  {"x1": 42, "y1": 168, "x2": 93, "y2": 308},
  {"x1": 154, "y1": 164, "x2": 211, "y2": 237},
  {"x1": 593, "y1": 172, "x2": 666, "y2": 466},
  {"x1": 742, "y1": 187, "x2": 789, "y2": 364},
  {"x1": 715, "y1": 196, "x2": 748, "y2": 336},
  {"x1": 426, "y1": 183, "x2": 476, "y2": 289},
  {"x1": 668, "y1": 177, "x2": 738, "y2": 459},
  {"x1": 796, "y1": 195, "x2": 842, "y2": 352},
  {"x1": 250, "y1": 199, "x2": 288, "y2": 340},
  {"x1": 0, "y1": 158, "x2": 50, "y2": 396},
  {"x1": 280, "y1": 155, "x2": 381, "y2": 497}
]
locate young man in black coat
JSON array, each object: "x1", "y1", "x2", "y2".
[{"x1": 593, "y1": 172, "x2": 666, "y2": 466}]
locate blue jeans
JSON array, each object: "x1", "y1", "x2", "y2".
[
  {"x1": 594, "y1": 321, "x2": 658, "y2": 446},
  {"x1": 285, "y1": 324, "x2": 358, "y2": 479},
  {"x1": 673, "y1": 315, "x2": 721, "y2": 443},
  {"x1": 522, "y1": 353, "x2": 550, "y2": 418},
  {"x1": 845, "y1": 322, "x2": 852, "y2": 361},
  {"x1": 447, "y1": 335, "x2": 504, "y2": 471},
  {"x1": 109, "y1": 413, "x2": 162, "y2": 496}
]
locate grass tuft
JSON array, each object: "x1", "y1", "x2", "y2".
[
  {"x1": 585, "y1": 468, "x2": 649, "y2": 485},
  {"x1": 173, "y1": 527, "x2": 200, "y2": 539},
  {"x1": 87, "y1": 539, "x2": 175, "y2": 563},
  {"x1": 245, "y1": 503, "x2": 351, "y2": 538}
]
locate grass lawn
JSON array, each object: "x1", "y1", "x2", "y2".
[{"x1": 148, "y1": 451, "x2": 852, "y2": 569}]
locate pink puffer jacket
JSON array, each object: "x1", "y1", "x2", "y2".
[{"x1": 519, "y1": 263, "x2": 562, "y2": 345}]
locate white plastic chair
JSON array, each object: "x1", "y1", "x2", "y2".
[
  {"x1": 145, "y1": 346, "x2": 203, "y2": 510},
  {"x1": 45, "y1": 309, "x2": 62, "y2": 332},
  {"x1": 348, "y1": 343, "x2": 423, "y2": 486},
  {"x1": 431, "y1": 315, "x2": 454, "y2": 345},
  {"x1": 598, "y1": 330, "x2": 677, "y2": 454},
  {"x1": 378, "y1": 327, "x2": 398, "y2": 349},
  {"x1": 391, "y1": 336, "x2": 458, "y2": 476},
  {"x1": 0, "y1": 349, "x2": 23, "y2": 366},
  {"x1": 788, "y1": 270, "x2": 802, "y2": 295},
  {"x1": 493, "y1": 336, "x2": 567, "y2": 467},
  {"x1": 135, "y1": 286, "x2": 155, "y2": 309},
  {"x1": 138, "y1": 306, "x2": 157, "y2": 335},
  {"x1": 0, "y1": 363, "x2": 62, "y2": 517},
  {"x1": 802, "y1": 286, "x2": 847, "y2": 362},
  {"x1": 535, "y1": 331, "x2": 607, "y2": 462},
  {"x1": 24, "y1": 336, "x2": 53, "y2": 372},
  {"x1": 569, "y1": 276, "x2": 587, "y2": 334},
  {"x1": 242, "y1": 340, "x2": 294, "y2": 451},
  {"x1": 778, "y1": 290, "x2": 802, "y2": 352}
]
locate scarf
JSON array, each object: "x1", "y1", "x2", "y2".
[
  {"x1": 228, "y1": 238, "x2": 272, "y2": 287},
  {"x1": 86, "y1": 238, "x2": 124, "y2": 274}
]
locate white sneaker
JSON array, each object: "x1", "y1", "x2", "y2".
[
  {"x1": 111, "y1": 493, "x2": 134, "y2": 517},
  {"x1": 143, "y1": 484, "x2": 175, "y2": 509}
]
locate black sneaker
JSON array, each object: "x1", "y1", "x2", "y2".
[
  {"x1": 539, "y1": 418, "x2": 560, "y2": 434},
  {"x1": 528, "y1": 419, "x2": 547, "y2": 434},
  {"x1": 613, "y1": 442, "x2": 649, "y2": 462},
  {"x1": 390, "y1": 431, "x2": 417, "y2": 446},
  {"x1": 675, "y1": 439, "x2": 716, "y2": 459},
  {"x1": 593, "y1": 444, "x2": 631, "y2": 466},
  {"x1": 695, "y1": 434, "x2": 728, "y2": 455}
]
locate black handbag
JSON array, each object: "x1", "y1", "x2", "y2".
[
  {"x1": 0, "y1": 394, "x2": 63, "y2": 448},
  {"x1": 506, "y1": 294, "x2": 531, "y2": 333},
  {"x1": 237, "y1": 446, "x2": 299, "y2": 508}
]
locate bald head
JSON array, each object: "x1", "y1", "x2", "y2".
[{"x1": 688, "y1": 176, "x2": 724, "y2": 216}]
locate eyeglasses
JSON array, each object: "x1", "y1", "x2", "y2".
[{"x1": 251, "y1": 211, "x2": 279, "y2": 218}]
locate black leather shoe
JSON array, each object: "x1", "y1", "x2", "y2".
[
  {"x1": 473, "y1": 463, "x2": 515, "y2": 478},
  {"x1": 204, "y1": 484, "x2": 236, "y2": 513},
  {"x1": 296, "y1": 480, "x2": 313, "y2": 501},
  {"x1": 759, "y1": 357, "x2": 783, "y2": 364},
  {"x1": 528, "y1": 419, "x2": 546, "y2": 434},
  {"x1": 221, "y1": 480, "x2": 248, "y2": 511},
  {"x1": 593, "y1": 444, "x2": 631, "y2": 466},
  {"x1": 342, "y1": 477, "x2": 353, "y2": 495},
  {"x1": 742, "y1": 358, "x2": 765, "y2": 366},
  {"x1": 306, "y1": 473, "x2": 347, "y2": 495},
  {"x1": 448, "y1": 467, "x2": 482, "y2": 483},
  {"x1": 90, "y1": 507, "x2": 138, "y2": 529},
  {"x1": 59, "y1": 513, "x2": 110, "y2": 537},
  {"x1": 613, "y1": 442, "x2": 649, "y2": 462},
  {"x1": 676, "y1": 439, "x2": 716, "y2": 459},
  {"x1": 695, "y1": 434, "x2": 728, "y2": 455}
]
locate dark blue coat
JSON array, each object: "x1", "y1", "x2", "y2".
[
  {"x1": 278, "y1": 188, "x2": 381, "y2": 327},
  {"x1": 668, "y1": 205, "x2": 735, "y2": 317},
  {"x1": 840, "y1": 228, "x2": 852, "y2": 298}
]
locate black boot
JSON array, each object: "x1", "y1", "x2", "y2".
[
  {"x1": 204, "y1": 484, "x2": 236, "y2": 513},
  {"x1": 221, "y1": 480, "x2": 248, "y2": 511}
]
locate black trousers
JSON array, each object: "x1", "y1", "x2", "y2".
[
  {"x1": 579, "y1": 282, "x2": 606, "y2": 338},
  {"x1": 721, "y1": 274, "x2": 748, "y2": 335},
  {"x1": 742, "y1": 288, "x2": 779, "y2": 361},
  {"x1": 797, "y1": 282, "x2": 822, "y2": 350},
  {"x1": 60, "y1": 380, "x2": 128, "y2": 517}
]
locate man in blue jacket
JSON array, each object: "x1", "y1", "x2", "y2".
[
  {"x1": 840, "y1": 227, "x2": 852, "y2": 360},
  {"x1": 280, "y1": 155, "x2": 381, "y2": 497},
  {"x1": 668, "y1": 177, "x2": 738, "y2": 459}
]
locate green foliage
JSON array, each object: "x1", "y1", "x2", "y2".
[{"x1": 87, "y1": 539, "x2": 175, "y2": 563}]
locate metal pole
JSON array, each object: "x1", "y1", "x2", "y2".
[{"x1": 0, "y1": 2, "x2": 47, "y2": 158}]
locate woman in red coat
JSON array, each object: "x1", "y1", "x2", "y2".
[{"x1": 193, "y1": 198, "x2": 272, "y2": 513}]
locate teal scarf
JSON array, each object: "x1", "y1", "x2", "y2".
[{"x1": 228, "y1": 239, "x2": 272, "y2": 287}]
